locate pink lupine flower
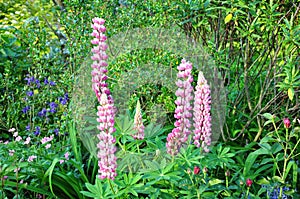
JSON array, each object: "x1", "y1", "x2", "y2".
[
  {"x1": 193, "y1": 71, "x2": 212, "y2": 153},
  {"x1": 91, "y1": 17, "x2": 117, "y2": 180},
  {"x1": 28, "y1": 155, "x2": 37, "y2": 162},
  {"x1": 96, "y1": 93, "x2": 117, "y2": 180},
  {"x1": 166, "y1": 59, "x2": 194, "y2": 156},
  {"x1": 59, "y1": 160, "x2": 64, "y2": 164},
  {"x1": 90, "y1": 16, "x2": 112, "y2": 103},
  {"x1": 132, "y1": 100, "x2": 145, "y2": 140}
]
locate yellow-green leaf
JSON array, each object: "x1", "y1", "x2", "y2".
[
  {"x1": 288, "y1": 88, "x2": 294, "y2": 101},
  {"x1": 208, "y1": 179, "x2": 223, "y2": 186},
  {"x1": 225, "y1": 14, "x2": 233, "y2": 24}
]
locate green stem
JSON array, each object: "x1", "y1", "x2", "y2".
[
  {"x1": 136, "y1": 141, "x2": 140, "y2": 153},
  {"x1": 246, "y1": 187, "x2": 250, "y2": 199},
  {"x1": 287, "y1": 138, "x2": 300, "y2": 160},
  {"x1": 108, "y1": 179, "x2": 116, "y2": 195},
  {"x1": 226, "y1": 176, "x2": 228, "y2": 189}
]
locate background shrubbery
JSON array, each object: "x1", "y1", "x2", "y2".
[{"x1": 0, "y1": 0, "x2": 299, "y2": 198}]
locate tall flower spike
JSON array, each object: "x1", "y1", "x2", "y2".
[
  {"x1": 193, "y1": 71, "x2": 212, "y2": 152},
  {"x1": 132, "y1": 100, "x2": 145, "y2": 140},
  {"x1": 166, "y1": 59, "x2": 193, "y2": 156},
  {"x1": 96, "y1": 94, "x2": 117, "y2": 180},
  {"x1": 90, "y1": 17, "x2": 112, "y2": 103},
  {"x1": 91, "y1": 17, "x2": 117, "y2": 180}
]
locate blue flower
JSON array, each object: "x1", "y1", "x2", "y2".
[
  {"x1": 34, "y1": 126, "x2": 41, "y2": 136},
  {"x1": 263, "y1": 185, "x2": 290, "y2": 199},
  {"x1": 50, "y1": 102, "x2": 58, "y2": 108},
  {"x1": 35, "y1": 79, "x2": 41, "y2": 88},
  {"x1": 38, "y1": 108, "x2": 47, "y2": 117},
  {"x1": 58, "y1": 92, "x2": 69, "y2": 105},
  {"x1": 26, "y1": 124, "x2": 30, "y2": 131},
  {"x1": 26, "y1": 91, "x2": 33, "y2": 97},
  {"x1": 44, "y1": 77, "x2": 49, "y2": 85},
  {"x1": 49, "y1": 102, "x2": 58, "y2": 113},
  {"x1": 53, "y1": 128, "x2": 59, "y2": 136},
  {"x1": 24, "y1": 75, "x2": 35, "y2": 85},
  {"x1": 64, "y1": 92, "x2": 69, "y2": 100},
  {"x1": 49, "y1": 81, "x2": 56, "y2": 86},
  {"x1": 22, "y1": 106, "x2": 30, "y2": 114}
]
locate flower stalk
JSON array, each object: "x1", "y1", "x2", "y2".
[
  {"x1": 91, "y1": 17, "x2": 117, "y2": 180},
  {"x1": 166, "y1": 59, "x2": 193, "y2": 156}
]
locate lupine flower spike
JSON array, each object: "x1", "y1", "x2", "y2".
[
  {"x1": 166, "y1": 59, "x2": 193, "y2": 156},
  {"x1": 96, "y1": 93, "x2": 117, "y2": 180},
  {"x1": 132, "y1": 100, "x2": 145, "y2": 140},
  {"x1": 193, "y1": 71, "x2": 212, "y2": 153},
  {"x1": 91, "y1": 17, "x2": 117, "y2": 180}
]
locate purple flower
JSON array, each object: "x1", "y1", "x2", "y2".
[
  {"x1": 44, "y1": 77, "x2": 49, "y2": 85},
  {"x1": 35, "y1": 79, "x2": 41, "y2": 88},
  {"x1": 34, "y1": 126, "x2": 41, "y2": 136},
  {"x1": 53, "y1": 128, "x2": 59, "y2": 136},
  {"x1": 193, "y1": 71, "x2": 212, "y2": 152},
  {"x1": 49, "y1": 102, "x2": 58, "y2": 113},
  {"x1": 166, "y1": 59, "x2": 193, "y2": 156},
  {"x1": 26, "y1": 91, "x2": 33, "y2": 97},
  {"x1": 24, "y1": 75, "x2": 35, "y2": 85},
  {"x1": 58, "y1": 93, "x2": 69, "y2": 105},
  {"x1": 22, "y1": 106, "x2": 30, "y2": 114},
  {"x1": 38, "y1": 108, "x2": 47, "y2": 117},
  {"x1": 132, "y1": 100, "x2": 145, "y2": 140},
  {"x1": 26, "y1": 124, "x2": 30, "y2": 131},
  {"x1": 64, "y1": 92, "x2": 69, "y2": 100},
  {"x1": 49, "y1": 81, "x2": 56, "y2": 86}
]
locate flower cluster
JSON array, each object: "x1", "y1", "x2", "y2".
[
  {"x1": 193, "y1": 71, "x2": 212, "y2": 152},
  {"x1": 91, "y1": 17, "x2": 117, "y2": 180},
  {"x1": 166, "y1": 59, "x2": 212, "y2": 156},
  {"x1": 96, "y1": 94, "x2": 117, "y2": 180},
  {"x1": 132, "y1": 100, "x2": 145, "y2": 140},
  {"x1": 166, "y1": 59, "x2": 194, "y2": 156},
  {"x1": 41, "y1": 135, "x2": 53, "y2": 144},
  {"x1": 261, "y1": 185, "x2": 290, "y2": 199},
  {"x1": 91, "y1": 17, "x2": 111, "y2": 102},
  {"x1": 22, "y1": 76, "x2": 68, "y2": 117}
]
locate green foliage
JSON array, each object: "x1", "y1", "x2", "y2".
[{"x1": 1, "y1": 0, "x2": 300, "y2": 198}]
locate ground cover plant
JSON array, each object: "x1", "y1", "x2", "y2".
[{"x1": 0, "y1": 0, "x2": 299, "y2": 198}]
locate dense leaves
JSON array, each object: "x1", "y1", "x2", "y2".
[{"x1": 0, "y1": 0, "x2": 299, "y2": 198}]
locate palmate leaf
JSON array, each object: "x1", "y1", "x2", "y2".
[
  {"x1": 115, "y1": 113, "x2": 134, "y2": 135},
  {"x1": 117, "y1": 151, "x2": 145, "y2": 172},
  {"x1": 81, "y1": 178, "x2": 113, "y2": 199}
]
